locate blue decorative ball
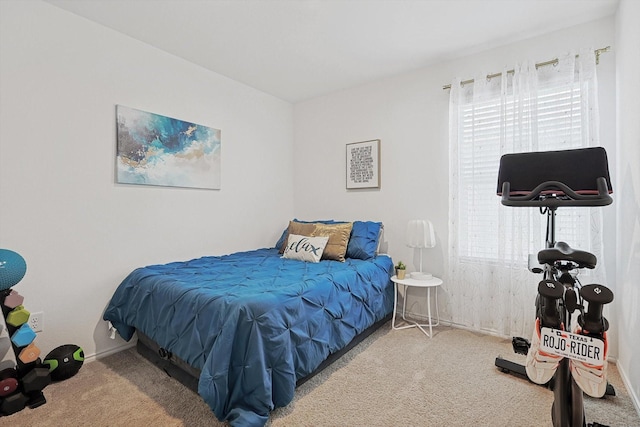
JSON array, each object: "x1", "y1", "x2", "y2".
[{"x1": 0, "y1": 249, "x2": 27, "y2": 291}]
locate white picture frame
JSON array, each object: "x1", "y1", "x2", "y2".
[{"x1": 346, "y1": 139, "x2": 380, "y2": 189}]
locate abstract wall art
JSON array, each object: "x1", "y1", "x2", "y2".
[{"x1": 116, "y1": 105, "x2": 221, "y2": 189}]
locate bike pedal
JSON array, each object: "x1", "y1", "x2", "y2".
[{"x1": 511, "y1": 336, "x2": 531, "y2": 355}]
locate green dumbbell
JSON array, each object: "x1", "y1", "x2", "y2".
[{"x1": 6, "y1": 305, "x2": 30, "y2": 327}]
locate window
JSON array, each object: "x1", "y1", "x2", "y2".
[
  {"x1": 456, "y1": 83, "x2": 589, "y2": 264},
  {"x1": 446, "y1": 50, "x2": 603, "y2": 335}
]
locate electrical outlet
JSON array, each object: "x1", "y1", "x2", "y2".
[{"x1": 29, "y1": 311, "x2": 44, "y2": 332}]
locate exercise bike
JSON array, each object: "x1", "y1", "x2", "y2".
[{"x1": 494, "y1": 147, "x2": 614, "y2": 427}]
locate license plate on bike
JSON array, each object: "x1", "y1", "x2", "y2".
[{"x1": 540, "y1": 327, "x2": 605, "y2": 367}]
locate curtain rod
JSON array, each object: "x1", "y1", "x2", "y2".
[{"x1": 442, "y1": 46, "x2": 610, "y2": 90}]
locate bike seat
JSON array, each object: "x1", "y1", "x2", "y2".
[{"x1": 537, "y1": 241, "x2": 596, "y2": 269}]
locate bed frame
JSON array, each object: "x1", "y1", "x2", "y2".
[{"x1": 136, "y1": 312, "x2": 392, "y2": 395}]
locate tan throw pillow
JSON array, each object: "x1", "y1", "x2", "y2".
[
  {"x1": 278, "y1": 221, "x2": 317, "y2": 254},
  {"x1": 312, "y1": 222, "x2": 353, "y2": 262}
]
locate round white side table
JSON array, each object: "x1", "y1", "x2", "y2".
[{"x1": 391, "y1": 275, "x2": 442, "y2": 338}]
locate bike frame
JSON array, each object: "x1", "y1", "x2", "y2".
[
  {"x1": 539, "y1": 206, "x2": 585, "y2": 427},
  {"x1": 496, "y1": 148, "x2": 614, "y2": 427}
]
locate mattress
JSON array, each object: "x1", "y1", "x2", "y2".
[{"x1": 103, "y1": 248, "x2": 394, "y2": 426}]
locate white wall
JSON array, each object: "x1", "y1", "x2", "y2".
[
  {"x1": 615, "y1": 0, "x2": 640, "y2": 412},
  {"x1": 0, "y1": 1, "x2": 294, "y2": 359},
  {"x1": 293, "y1": 17, "x2": 617, "y2": 338}
]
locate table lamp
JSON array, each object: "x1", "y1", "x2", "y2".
[{"x1": 406, "y1": 219, "x2": 435, "y2": 280}]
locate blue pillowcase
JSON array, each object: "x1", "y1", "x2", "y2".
[
  {"x1": 275, "y1": 219, "x2": 381, "y2": 260},
  {"x1": 346, "y1": 221, "x2": 382, "y2": 260},
  {"x1": 275, "y1": 230, "x2": 288, "y2": 251}
]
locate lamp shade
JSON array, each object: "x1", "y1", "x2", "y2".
[{"x1": 406, "y1": 220, "x2": 435, "y2": 249}]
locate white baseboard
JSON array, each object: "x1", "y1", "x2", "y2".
[
  {"x1": 405, "y1": 313, "x2": 512, "y2": 340},
  {"x1": 83, "y1": 340, "x2": 137, "y2": 363},
  {"x1": 616, "y1": 361, "x2": 640, "y2": 418}
]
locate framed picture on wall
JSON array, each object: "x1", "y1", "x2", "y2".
[
  {"x1": 346, "y1": 139, "x2": 380, "y2": 189},
  {"x1": 116, "y1": 105, "x2": 221, "y2": 190}
]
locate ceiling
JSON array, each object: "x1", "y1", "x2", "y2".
[{"x1": 45, "y1": 0, "x2": 619, "y2": 103}]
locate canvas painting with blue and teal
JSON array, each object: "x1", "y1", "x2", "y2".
[{"x1": 116, "y1": 105, "x2": 221, "y2": 189}]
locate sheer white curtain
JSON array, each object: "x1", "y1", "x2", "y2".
[{"x1": 447, "y1": 49, "x2": 604, "y2": 337}]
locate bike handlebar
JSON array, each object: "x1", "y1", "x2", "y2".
[{"x1": 500, "y1": 177, "x2": 613, "y2": 208}]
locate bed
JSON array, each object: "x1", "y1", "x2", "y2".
[{"x1": 103, "y1": 220, "x2": 394, "y2": 427}]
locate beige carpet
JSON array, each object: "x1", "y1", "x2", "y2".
[{"x1": 5, "y1": 324, "x2": 639, "y2": 426}]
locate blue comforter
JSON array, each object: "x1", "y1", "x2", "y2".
[{"x1": 104, "y1": 248, "x2": 394, "y2": 426}]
